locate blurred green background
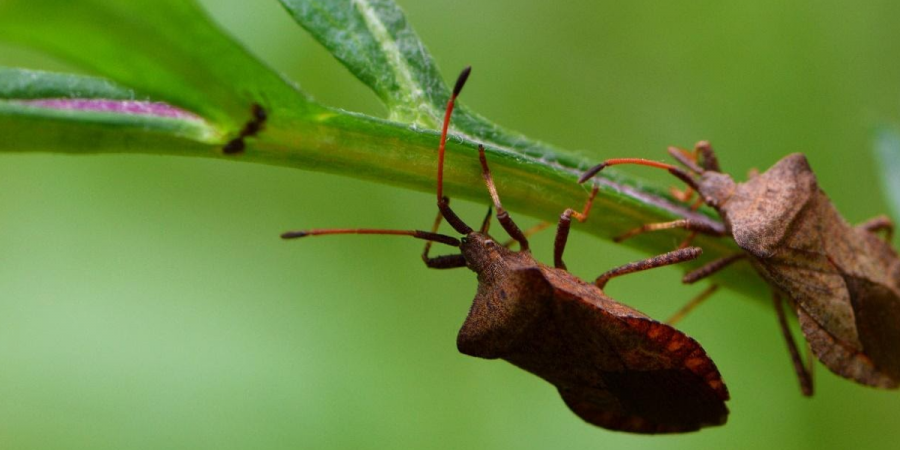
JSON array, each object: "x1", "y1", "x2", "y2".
[{"x1": 2, "y1": 0, "x2": 900, "y2": 448}]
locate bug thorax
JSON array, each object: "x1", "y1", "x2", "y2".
[
  {"x1": 697, "y1": 171, "x2": 737, "y2": 211},
  {"x1": 456, "y1": 232, "x2": 549, "y2": 360}
]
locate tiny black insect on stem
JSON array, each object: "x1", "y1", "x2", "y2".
[{"x1": 222, "y1": 103, "x2": 268, "y2": 154}]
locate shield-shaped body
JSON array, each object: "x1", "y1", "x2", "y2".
[{"x1": 456, "y1": 239, "x2": 729, "y2": 433}]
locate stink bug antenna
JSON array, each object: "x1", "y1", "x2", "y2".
[
  {"x1": 665, "y1": 141, "x2": 721, "y2": 174},
  {"x1": 667, "y1": 147, "x2": 705, "y2": 174},
  {"x1": 480, "y1": 206, "x2": 493, "y2": 234},
  {"x1": 436, "y1": 66, "x2": 474, "y2": 235},
  {"x1": 281, "y1": 228, "x2": 460, "y2": 247},
  {"x1": 280, "y1": 67, "x2": 479, "y2": 248},
  {"x1": 579, "y1": 158, "x2": 700, "y2": 192}
]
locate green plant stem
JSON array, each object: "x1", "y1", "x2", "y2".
[{"x1": 4, "y1": 101, "x2": 768, "y2": 302}]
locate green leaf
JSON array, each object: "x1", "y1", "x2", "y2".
[
  {"x1": 0, "y1": 0, "x2": 319, "y2": 137},
  {"x1": 277, "y1": 0, "x2": 574, "y2": 164},
  {"x1": 0, "y1": 67, "x2": 134, "y2": 100},
  {"x1": 1, "y1": 67, "x2": 218, "y2": 146},
  {"x1": 278, "y1": 0, "x2": 450, "y2": 124},
  {"x1": 874, "y1": 127, "x2": 900, "y2": 220},
  {"x1": 0, "y1": 102, "x2": 215, "y2": 154}
]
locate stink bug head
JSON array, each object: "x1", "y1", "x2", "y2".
[
  {"x1": 459, "y1": 233, "x2": 507, "y2": 273},
  {"x1": 696, "y1": 171, "x2": 737, "y2": 210}
]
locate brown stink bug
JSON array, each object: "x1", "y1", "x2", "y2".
[
  {"x1": 579, "y1": 141, "x2": 900, "y2": 394},
  {"x1": 281, "y1": 68, "x2": 730, "y2": 433}
]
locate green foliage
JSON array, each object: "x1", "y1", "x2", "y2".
[
  {"x1": 0, "y1": 0, "x2": 763, "y2": 298},
  {"x1": 0, "y1": 68, "x2": 217, "y2": 148},
  {"x1": 278, "y1": 0, "x2": 565, "y2": 162},
  {"x1": 0, "y1": 0, "x2": 315, "y2": 128},
  {"x1": 279, "y1": 0, "x2": 449, "y2": 124},
  {"x1": 0, "y1": 67, "x2": 133, "y2": 99}
]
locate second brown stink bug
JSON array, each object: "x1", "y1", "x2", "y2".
[
  {"x1": 282, "y1": 68, "x2": 729, "y2": 433},
  {"x1": 579, "y1": 142, "x2": 900, "y2": 394}
]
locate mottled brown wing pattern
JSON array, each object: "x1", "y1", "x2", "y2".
[
  {"x1": 797, "y1": 307, "x2": 897, "y2": 389},
  {"x1": 752, "y1": 253, "x2": 860, "y2": 349},
  {"x1": 753, "y1": 213, "x2": 900, "y2": 387},
  {"x1": 546, "y1": 270, "x2": 729, "y2": 433},
  {"x1": 834, "y1": 272, "x2": 900, "y2": 385}
]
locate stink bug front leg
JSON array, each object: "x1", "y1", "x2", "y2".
[
  {"x1": 421, "y1": 200, "x2": 467, "y2": 269},
  {"x1": 594, "y1": 247, "x2": 704, "y2": 289}
]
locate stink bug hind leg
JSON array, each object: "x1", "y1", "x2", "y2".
[
  {"x1": 773, "y1": 292, "x2": 814, "y2": 396},
  {"x1": 666, "y1": 284, "x2": 720, "y2": 325},
  {"x1": 613, "y1": 219, "x2": 727, "y2": 246},
  {"x1": 682, "y1": 253, "x2": 747, "y2": 284}
]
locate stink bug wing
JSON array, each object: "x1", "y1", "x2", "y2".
[
  {"x1": 538, "y1": 266, "x2": 729, "y2": 433},
  {"x1": 558, "y1": 368, "x2": 727, "y2": 434},
  {"x1": 839, "y1": 275, "x2": 900, "y2": 382},
  {"x1": 857, "y1": 229, "x2": 900, "y2": 280},
  {"x1": 798, "y1": 306, "x2": 898, "y2": 388},
  {"x1": 751, "y1": 254, "x2": 860, "y2": 349}
]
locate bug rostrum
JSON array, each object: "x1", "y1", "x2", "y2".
[
  {"x1": 580, "y1": 142, "x2": 900, "y2": 395},
  {"x1": 282, "y1": 69, "x2": 730, "y2": 433}
]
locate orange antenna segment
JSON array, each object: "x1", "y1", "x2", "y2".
[{"x1": 437, "y1": 66, "x2": 472, "y2": 203}]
